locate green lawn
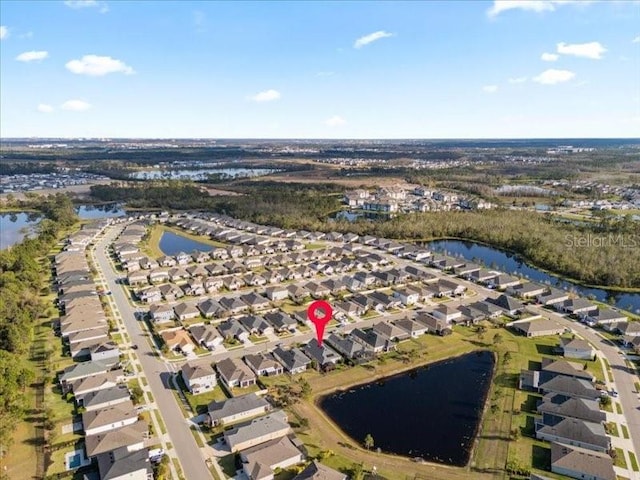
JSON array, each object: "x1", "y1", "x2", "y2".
[
  {"x1": 218, "y1": 454, "x2": 238, "y2": 478},
  {"x1": 629, "y1": 451, "x2": 639, "y2": 472},
  {"x1": 622, "y1": 424, "x2": 630, "y2": 439},
  {"x1": 175, "y1": 375, "x2": 228, "y2": 414},
  {"x1": 614, "y1": 448, "x2": 628, "y2": 469},
  {"x1": 605, "y1": 422, "x2": 619, "y2": 437}
]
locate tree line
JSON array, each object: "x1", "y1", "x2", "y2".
[
  {"x1": 90, "y1": 182, "x2": 640, "y2": 288},
  {"x1": 0, "y1": 194, "x2": 77, "y2": 457}
]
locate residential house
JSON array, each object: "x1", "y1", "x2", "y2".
[
  {"x1": 218, "y1": 319, "x2": 250, "y2": 342},
  {"x1": 582, "y1": 308, "x2": 627, "y2": 326},
  {"x1": 96, "y1": 446, "x2": 151, "y2": 480},
  {"x1": 490, "y1": 294, "x2": 524, "y2": 317},
  {"x1": 416, "y1": 313, "x2": 453, "y2": 336},
  {"x1": 301, "y1": 340, "x2": 342, "y2": 370},
  {"x1": 59, "y1": 360, "x2": 111, "y2": 392},
  {"x1": 537, "y1": 376, "x2": 600, "y2": 401},
  {"x1": 189, "y1": 324, "x2": 223, "y2": 350},
  {"x1": 160, "y1": 329, "x2": 196, "y2": 354},
  {"x1": 507, "y1": 282, "x2": 547, "y2": 299},
  {"x1": 393, "y1": 287, "x2": 420, "y2": 306},
  {"x1": 90, "y1": 342, "x2": 121, "y2": 366},
  {"x1": 239, "y1": 315, "x2": 274, "y2": 336},
  {"x1": 432, "y1": 305, "x2": 463, "y2": 323},
  {"x1": 207, "y1": 393, "x2": 271, "y2": 427},
  {"x1": 219, "y1": 296, "x2": 249, "y2": 315},
  {"x1": 326, "y1": 333, "x2": 366, "y2": 361},
  {"x1": 84, "y1": 421, "x2": 148, "y2": 457},
  {"x1": 137, "y1": 286, "x2": 161, "y2": 304},
  {"x1": 394, "y1": 318, "x2": 428, "y2": 338},
  {"x1": 241, "y1": 293, "x2": 271, "y2": 311},
  {"x1": 240, "y1": 436, "x2": 304, "y2": 480},
  {"x1": 197, "y1": 299, "x2": 223, "y2": 319},
  {"x1": 536, "y1": 418, "x2": 610, "y2": 453},
  {"x1": 159, "y1": 283, "x2": 184, "y2": 302},
  {"x1": 511, "y1": 319, "x2": 565, "y2": 337},
  {"x1": 158, "y1": 255, "x2": 177, "y2": 267},
  {"x1": 149, "y1": 304, "x2": 176, "y2": 323},
  {"x1": 173, "y1": 302, "x2": 201, "y2": 322},
  {"x1": 537, "y1": 288, "x2": 570, "y2": 306},
  {"x1": 148, "y1": 269, "x2": 170, "y2": 284},
  {"x1": 81, "y1": 385, "x2": 131, "y2": 412},
  {"x1": 550, "y1": 442, "x2": 615, "y2": 480},
  {"x1": 245, "y1": 353, "x2": 284, "y2": 376},
  {"x1": 265, "y1": 285, "x2": 289, "y2": 302},
  {"x1": 263, "y1": 311, "x2": 297, "y2": 333},
  {"x1": 372, "y1": 321, "x2": 410, "y2": 341},
  {"x1": 223, "y1": 410, "x2": 291, "y2": 453},
  {"x1": 557, "y1": 298, "x2": 598, "y2": 316},
  {"x1": 216, "y1": 357, "x2": 257, "y2": 389},
  {"x1": 272, "y1": 346, "x2": 311, "y2": 374},
  {"x1": 72, "y1": 371, "x2": 124, "y2": 401},
  {"x1": 82, "y1": 400, "x2": 137, "y2": 436},
  {"x1": 560, "y1": 337, "x2": 596, "y2": 360},
  {"x1": 181, "y1": 361, "x2": 217, "y2": 395},
  {"x1": 294, "y1": 461, "x2": 347, "y2": 480},
  {"x1": 287, "y1": 285, "x2": 310, "y2": 303},
  {"x1": 182, "y1": 278, "x2": 205, "y2": 296},
  {"x1": 537, "y1": 394, "x2": 606, "y2": 425},
  {"x1": 490, "y1": 274, "x2": 521, "y2": 290},
  {"x1": 351, "y1": 328, "x2": 396, "y2": 353}
]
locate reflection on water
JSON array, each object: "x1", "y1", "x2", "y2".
[
  {"x1": 426, "y1": 239, "x2": 639, "y2": 313},
  {"x1": 129, "y1": 168, "x2": 279, "y2": 181},
  {"x1": 0, "y1": 212, "x2": 41, "y2": 249}
]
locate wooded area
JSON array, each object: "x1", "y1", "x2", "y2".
[
  {"x1": 91, "y1": 182, "x2": 640, "y2": 288},
  {"x1": 0, "y1": 194, "x2": 77, "y2": 457}
]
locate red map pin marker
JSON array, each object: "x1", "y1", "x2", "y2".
[{"x1": 307, "y1": 300, "x2": 333, "y2": 347}]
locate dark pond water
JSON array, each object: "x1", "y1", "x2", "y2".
[
  {"x1": 129, "y1": 167, "x2": 279, "y2": 181},
  {"x1": 320, "y1": 351, "x2": 495, "y2": 466},
  {"x1": 158, "y1": 231, "x2": 212, "y2": 256},
  {"x1": 0, "y1": 212, "x2": 41, "y2": 249},
  {"x1": 426, "y1": 239, "x2": 640, "y2": 313},
  {"x1": 76, "y1": 203, "x2": 126, "y2": 219}
]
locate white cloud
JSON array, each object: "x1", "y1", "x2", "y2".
[
  {"x1": 65, "y1": 55, "x2": 134, "y2": 76},
  {"x1": 324, "y1": 115, "x2": 346, "y2": 127},
  {"x1": 541, "y1": 52, "x2": 559, "y2": 61},
  {"x1": 61, "y1": 99, "x2": 92, "y2": 111},
  {"x1": 556, "y1": 41, "x2": 606, "y2": 59},
  {"x1": 353, "y1": 30, "x2": 394, "y2": 49},
  {"x1": 37, "y1": 104, "x2": 54, "y2": 113},
  {"x1": 487, "y1": 1, "x2": 593, "y2": 18},
  {"x1": 64, "y1": 1, "x2": 108, "y2": 13},
  {"x1": 533, "y1": 68, "x2": 575, "y2": 84},
  {"x1": 249, "y1": 89, "x2": 281, "y2": 102},
  {"x1": 482, "y1": 85, "x2": 498, "y2": 93},
  {"x1": 16, "y1": 50, "x2": 49, "y2": 62},
  {"x1": 0, "y1": 26, "x2": 8, "y2": 40},
  {"x1": 508, "y1": 76, "x2": 527, "y2": 84},
  {"x1": 633, "y1": 36, "x2": 640, "y2": 44}
]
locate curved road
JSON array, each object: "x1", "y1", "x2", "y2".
[{"x1": 94, "y1": 226, "x2": 212, "y2": 480}]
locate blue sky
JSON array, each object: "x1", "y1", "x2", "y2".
[{"x1": 1, "y1": 0, "x2": 638, "y2": 138}]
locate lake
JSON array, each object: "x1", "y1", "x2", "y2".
[
  {"x1": 0, "y1": 212, "x2": 41, "y2": 249},
  {"x1": 426, "y1": 239, "x2": 640, "y2": 313},
  {"x1": 158, "y1": 231, "x2": 212, "y2": 256},
  {"x1": 320, "y1": 351, "x2": 495, "y2": 466},
  {"x1": 76, "y1": 203, "x2": 126, "y2": 219},
  {"x1": 129, "y1": 167, "x2": 279, "y2": 181}
]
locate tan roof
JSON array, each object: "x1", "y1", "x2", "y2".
[
  {"x1": 85, "y1": 421, "x2": 148, "y2": 457},
  {"x1": 82, "y1": 400, "x2": 136, "y2": 431},
  {"x1": 551, "y1": 442, "x2": 615, "y2": 480}
]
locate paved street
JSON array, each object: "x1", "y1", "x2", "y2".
[{"x1": 94, "y1": 227, "x2": 213, "y2": 480}]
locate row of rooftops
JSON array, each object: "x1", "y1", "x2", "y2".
[
  {"x1": 55, "y1": 224, "x2": 151, "y2": 480},
  {"x1": 519, "y1": 353, "x2": 616, "y2": 480}
]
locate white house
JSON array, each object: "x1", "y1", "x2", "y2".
[{"x1": 181, "y1": 362, "x2": 217, "y2": 395}]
